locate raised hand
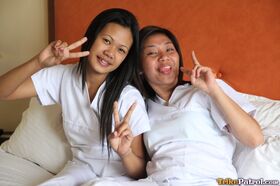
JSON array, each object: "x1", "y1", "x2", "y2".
[
  {"x1": 108, "y1": 101, "x2": 137, "y2": 158},
  {"x1": 37, "y1": 37, "x2": 89, "y2": 68},
  {"x1": 180, "y1": 51, "x2": 217, "y2": 94}
]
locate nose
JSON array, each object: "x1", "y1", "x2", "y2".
[
  {"x1": 158, "y1": 52, "x2": 169, "y2": 62},
  {"x1": 104, "y1": 47, "x2": 114, "y2": 60}
]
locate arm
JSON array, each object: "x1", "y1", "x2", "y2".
[
  {"x1": 109, "y1": 101, "x2": 147, "y2": 179},
  {"x1": 0, "y1": 38, "x2": 89, "y2": 100},
  {"x1": 0, "y1": 56, "x2": 41, "y2": 100},
  {"x1": 120, "y1": 134, "x2": 146, "y2": 179},
  {"x1": 181, "y1": 51, "x2": 264, "y2": 148},
  {"x1": 207, "y1": 82, "x2": 264, "y2": 148}
]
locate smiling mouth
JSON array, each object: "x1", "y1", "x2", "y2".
[
  {"x1": 159, "y1": 66, "x2": 172, "y2": 74},
  {"x1": 97, "y1": 56, "x2": 110, "y2": 67}
]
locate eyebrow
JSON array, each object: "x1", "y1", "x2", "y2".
[
  {"x1": 103, "y1": 34, "x2": 129, "y2": 50},
  {"x1": 144, "y1": 41, "x2": 173, "y2": 49}
]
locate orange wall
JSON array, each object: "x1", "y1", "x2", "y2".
[{"x1": 54, "y1": 0, "x2": 280, "y2": 99}]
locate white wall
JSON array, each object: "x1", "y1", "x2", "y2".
[{"x1": 0, "y1": 0, "x2": 49, "y2": 131}]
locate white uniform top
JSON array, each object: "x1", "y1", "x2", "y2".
[
  {"x1": 144, "y1": 79, "x2": 255, "y2": 183},
  {"x1": 31, "y1": 64, "x2": 150, "y2": 177}
]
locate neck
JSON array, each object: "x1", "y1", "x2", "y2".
[
  {"x1": 152, "y1": 85, "x2": 175, "y2": 102},
  {"x1": 86, "y1": 68, "x2": 107, "y2": 102}
]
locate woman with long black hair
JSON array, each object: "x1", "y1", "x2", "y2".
[{"x1": 0, "y1": 8, "x2": 150, "y2": 185}]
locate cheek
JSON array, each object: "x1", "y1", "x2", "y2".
[
  {"x1": 88, "y1": 52, "x2": 95, "y2": 63},
  {"x1": 110, "y1": 54, "x2": 127, "y2": 71},
  {"x1": 87, "y1": 44, "x2": 98, "y2": 61},
  {"x1": 115, "y1": 54, "x2": 126, "y2": 65},
  {"x1": 171, "y1": 53, "x2": 180, "y2": 63},
  {"x1": 142, "y1": 58, "x2": 155, "y2": 73},
  {"x1": 89, "y1": 40, "x2": 101, "y2": 53},
  {"x1": 142, "y1": 62, "x2": 158, "y2": 83},
  {"x1": 142, "y1": 64, "x2": 152, "y2": 75}
]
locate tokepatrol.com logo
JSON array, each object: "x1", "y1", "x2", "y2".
[{"x1": 216, "y1": 178, "x2": 280, "y2": 185}]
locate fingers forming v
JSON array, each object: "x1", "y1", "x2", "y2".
[
  {"x1": 54, "y1": 40, "x2": 62, "y2": 48},
  {"x1": 67, "y1": 37, "x2": 88, "y2": 50},
  {"x1": 113, "y1": 102, "x2": 136, "y2": 136},
  {"x1": 68, "y1": 51, "x2": 90, "y2": 59},
  {"x1": 191, "y1": 50, "x2": 201, "y2": 66},
  {"x1": 123, "y1": 102, "x2": 137, "y2": 123},
  {"x1": 67, "y1": 37, "x2": 90, "y2": 58},
  {"x1": 113, "y1": 101, "x2": 120, "y2": 127},
  {"x1": 180, "y1": 51, "x2": 202, "y2": 79},
  {"x1": 119, "y1": 129, "x2": 132, "y2": 139}
]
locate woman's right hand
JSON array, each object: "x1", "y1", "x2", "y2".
[
  {"x1": 180, "y1": 51, "x2": 217, "y2": 95},
  {"x1": 109, "y1": 101, "x2": 137, "y2": 158},
  {"x1": 37, "y1": 37, "x2": 90, "y2": 68}
]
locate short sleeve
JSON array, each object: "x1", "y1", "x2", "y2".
[
  {"x1": 210, "y1": 79, "x2": 256, "y2": 130},
  {"x1": 31, "y1": 65, "x2": 66, "y2": 106},
  {"x1": 117, "y1": 85, "x2": 150, "y2": 137}
]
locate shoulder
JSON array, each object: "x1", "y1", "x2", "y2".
[
  {"x1": 52, "y1": 64, "x2": 79, "y2": 79},
  {"x1": 39, "y1": 64, "x2": 77, "y2": 75},
  {"x1": 175, "y1": 82, "x2": 206, "y2": 99},
  {"x1": 32, "y1": 64, "x2": 77, "y2": 81},
  {"x1": 119, "y1": 85, "x2": 145, "y2": 106},
  {"x1": 55, "y1": 64, "x2": 77, "y2": 73},
  {"x1": 216, "y1": 79, "x2": 234, "y2": 90},
  {"x1": 120, "y1": 85, "x2": 143, "y2": 98},
  {"x1": 172, "y1": 83, "x2": 193, "y2": 96},
  {"x1": 49, "y1": 63, "x2": 75, "y2": 70}
]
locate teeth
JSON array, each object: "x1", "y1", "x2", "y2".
[
  {"x1": 163, "y1": 66, "x2": 171, "y2": 69},
  {"x1": 98, "y1": 56, "x2": 109, "y2": 66},
  {"x1": 101, "y1": 59, "x2": 108, "y2": 65}
]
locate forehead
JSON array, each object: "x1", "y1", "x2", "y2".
[
  {"x1": 144, "y1": 33, "x2": 173, "y2": 46},
  {"x1": 99, "y1": 22, "x2": 133, "y2": 46}
]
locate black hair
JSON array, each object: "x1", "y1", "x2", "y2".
[
  {"x1": 138, "y1": 25, "x2": 187, "y2": 100},
  {"x1": 77, "y1": 8, "x2": 139, "y2": 155}
]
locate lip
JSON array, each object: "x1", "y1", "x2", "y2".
[
  {"x1": 97, "y1": 56, "x2": 111, "y2": 67},
  {"x1": 159, "y1": 65, "x2": 172, "y2": 74}
]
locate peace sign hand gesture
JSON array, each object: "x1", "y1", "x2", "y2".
[
  {"x1": 37, "y1": 37, "x2": 89, "y2": 68},
  {"x1": 108, "y1": 101, "x2": 137, "y2": 158},
  {"x1": 180, "y1": 51, "x2": 217, "y2": 94}
]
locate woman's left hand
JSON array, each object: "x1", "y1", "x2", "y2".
[
  {"x1": 180, "y1": 51, "x2": 217, "y2": 94},
  {"x1": 108, "y1": 101, "x2": 136, "y2": 158}
]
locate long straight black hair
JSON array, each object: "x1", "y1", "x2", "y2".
[
  {"x1": 138, "y1": 25, "x2": 188, "y2": 100},
  {"x1": 77, "y1": 8, "x2": 139, "y2": 154}
]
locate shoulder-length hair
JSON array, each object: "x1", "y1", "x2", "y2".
[
  {"x1": 77, "y1": 8, "x2": 139, "y2": 154},
  {"x1": 138, "y1": 25, "x2": 187, "y2": 100}
]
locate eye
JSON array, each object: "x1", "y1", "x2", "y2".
[
  {"x1": 146, "y1": 51, "x2": 158, "y2": 56},
  {"x1": 167, "y1": 47, "x2": 175, "y2": 52},
  {"x1": 118, "y1": 48, "x2": 126, "y2": 54},
  {"x1": 103, "y1": 38, "x2": 111, "y2": 45}
]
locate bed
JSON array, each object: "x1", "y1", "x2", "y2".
[{"x1": 1, "y1": 0, "x2": 280, "y2": 185}]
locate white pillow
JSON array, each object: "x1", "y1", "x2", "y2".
[
  {"x1": 0, "y1": 98, "x2": 72, "y2": 174},
  {"x1": 243, "y1": 93, "x2": 280, "y2": 130},
  {"x1": 233, "y1": 94, "x2": 280, "y2": 179}
]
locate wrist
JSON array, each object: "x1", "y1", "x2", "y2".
[
  {"x1": 32, "y1": 55, "x2": 44, "y2": 70},
  {"x1": 208, "y1": 84, "x2": 224, "y2": 99}
]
